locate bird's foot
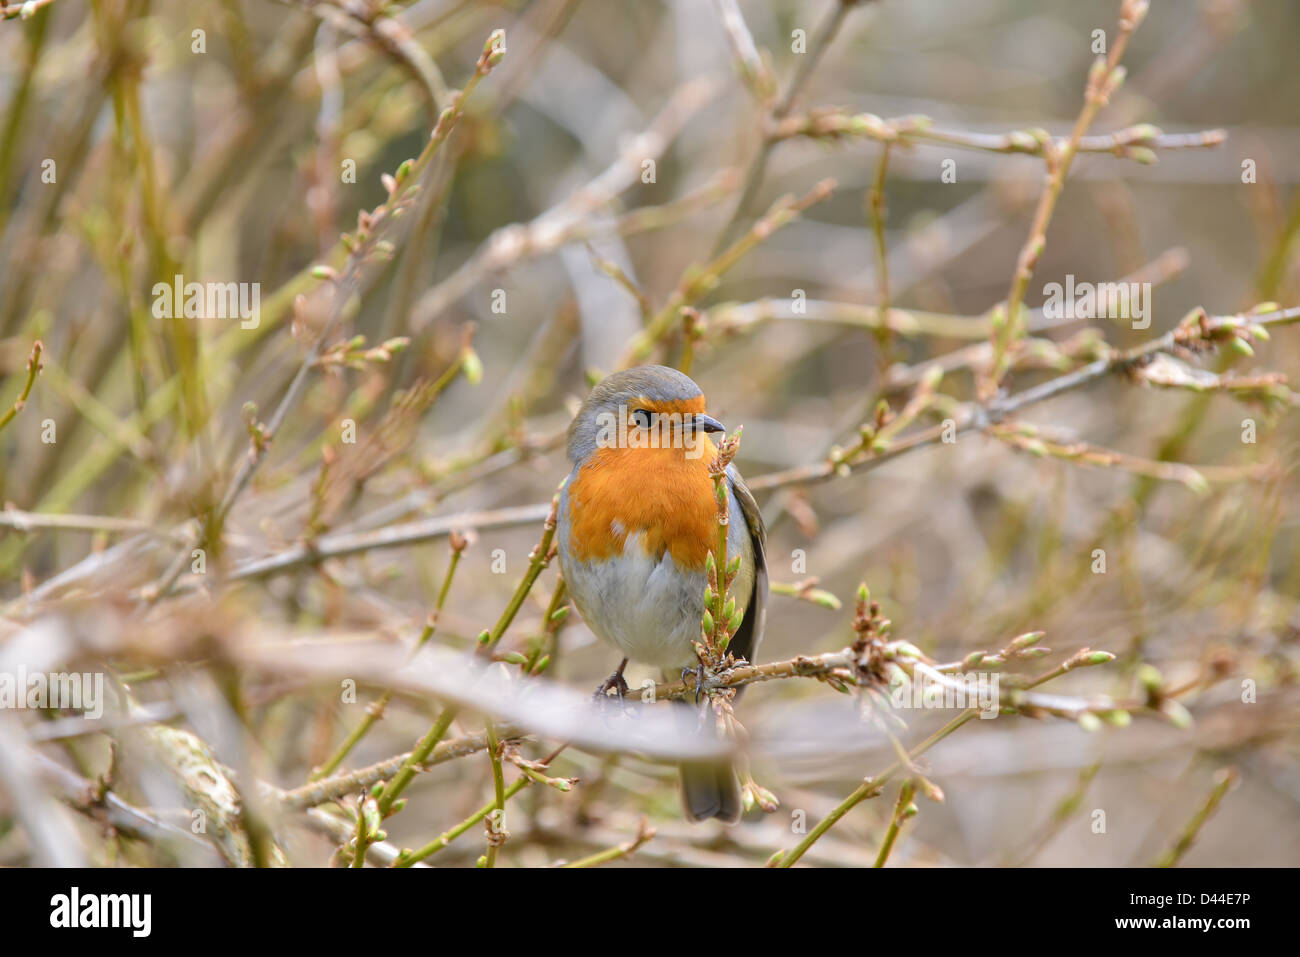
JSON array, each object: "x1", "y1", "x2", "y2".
[
  {"x1": 592, "y1": 670, "x2": 631, "y2": 702},
  {"x1": 592, "y1": 659, "x2": 632, "y2": 715},
  {"x1": 683, "y1": 658, "x2": 739, "y2": 705},
  {"x1": 681, "y1": 664, "x2": 706, "y2": 704}
]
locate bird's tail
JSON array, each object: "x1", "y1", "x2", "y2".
[{"x1": 679, "y1": 760, "x2": 742, "y2": 823}]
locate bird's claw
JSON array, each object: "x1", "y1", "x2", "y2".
[
  {"x1": 682, "y1": 664, "x2": 706, "y2": 704},
  {"x1": 592, "y1": 665, "x2": 632, "y2": 716},
  {"x1": 683, "y1": 658, "x2": 741, "y2": 706},
  {"x1": 592, "y1": 670, "x2": 631, "y2": 702}
]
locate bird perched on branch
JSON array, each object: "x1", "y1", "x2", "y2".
[{"x1": 557, "y1": 365, "x2": 767, "y2": 823}]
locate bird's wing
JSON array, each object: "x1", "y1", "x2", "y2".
[{"x1": 726, "y1": 464, "x2": 767, "y2": 668}]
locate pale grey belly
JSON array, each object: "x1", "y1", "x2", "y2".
[{"x1": 557, "y1": 511, "x2": 754, "y2": 672}]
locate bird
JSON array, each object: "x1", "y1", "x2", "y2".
[{"x1": 556, "y1": 365, "x2": 767, "y2": 823}]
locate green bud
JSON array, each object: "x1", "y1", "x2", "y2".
[
  {"x1": 1127, "y1": 123, "x2": 1161, "y2": 143},
  {"x1": 1161, "y1": 699, "x2": 1193, "y2": 729},
  {"x1": 1010, "y1": 631, "x2": 1044, "y2": 650},
  {"x1": 750, "y1": 785, "x2": 779, "y2": 812},
  {"x1": 362, "y1": 797, "x2": 382, "y2": 834},
  {"x1": 461, "y1": 348, "x2": 484, "y2": 384},
  {"x1": 1181, "y1": 470, "x2": 1210, "y2": 496},
  {"x1": 811, "y1": 590, "x2": 842, "y2": 610},
  {"x1": 1137, "y1": 663, "x2": 1163, "y2": 692},
  {"x1": 1077, "y1": 712, "x2": 1103, "y2": 733},
  {"x1": 1008, "y1": 129, "x2": 1038, "y2": 152},
  {"x1": 915, "y1": 776, "x2": 944, "y2": 803}
]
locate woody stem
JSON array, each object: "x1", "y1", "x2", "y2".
[{"x1": 710, "y1": 474, "x2": 729, "y2": 663}]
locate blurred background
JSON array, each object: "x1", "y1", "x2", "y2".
[{"x1": 0, "y1": 0, "x2": 1297, "y2": 867}]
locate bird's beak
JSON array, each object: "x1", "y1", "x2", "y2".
[{"x1": 690, "y1": 413, "x2": 725, "y2": 434}]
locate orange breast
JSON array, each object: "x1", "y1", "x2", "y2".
[{"x1": 566, "y1": 440, "x2": 719, "y2": 570}]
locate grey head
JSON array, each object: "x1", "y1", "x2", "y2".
[{"x1": 566, "y1": 365, "x2": 714, "y2": 464}]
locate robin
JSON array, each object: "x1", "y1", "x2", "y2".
[{"x1": 557, "y1": 365, "x2": 768, "y2": 823}]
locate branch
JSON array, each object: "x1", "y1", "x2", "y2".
[
  {"x1": 621, "y1": 178, "x2": 836, "y2": 365},
  {"x1": 0, "y1": 339, "x2": 41, "y2": 434},
  {"x1": 711, "y1": 0, "x2": 870, "y2": 253},
  {"x1": 190, "y1": 305, "x2": 1300, "y2": 581},
  {"x1": 142, "y1": 30, "x2": 507, "y2": 604},
  {"x1": 986, "y1": 0, "x2": 1150, "y2": 395},
  {"x1": 1153, "y1": 767, "x2": 1237, "y2": 867},
  {"x1": 408, "y1": 76, "x2": 722, "y2": 331},
  {"x1": 558, "y1": 816, "x2": 655, "y2": 868},
  {"x1": 769, "y1": 110, "x2": 1225, "y2": 162}
]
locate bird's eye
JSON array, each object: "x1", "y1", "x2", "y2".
[{"x1": 631, "y1": 408, "x2": 653, "y2": 429}]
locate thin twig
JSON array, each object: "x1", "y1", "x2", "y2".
[
  {"x1": 142, "y1": 31, "x2": 507, "y2": 604},
  {"x1": 985, "y1": 0, "x2": 1150, "y2": 395},
  {"x1": 0, "y1": 339, "x2": 42, "y2": 434},
  {"x1": 711, "y1": 0, "x2": 867, "y2": 254},
  {"x1": 1153, "y1": 767, "x2": 1237, "y2": 867}
]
